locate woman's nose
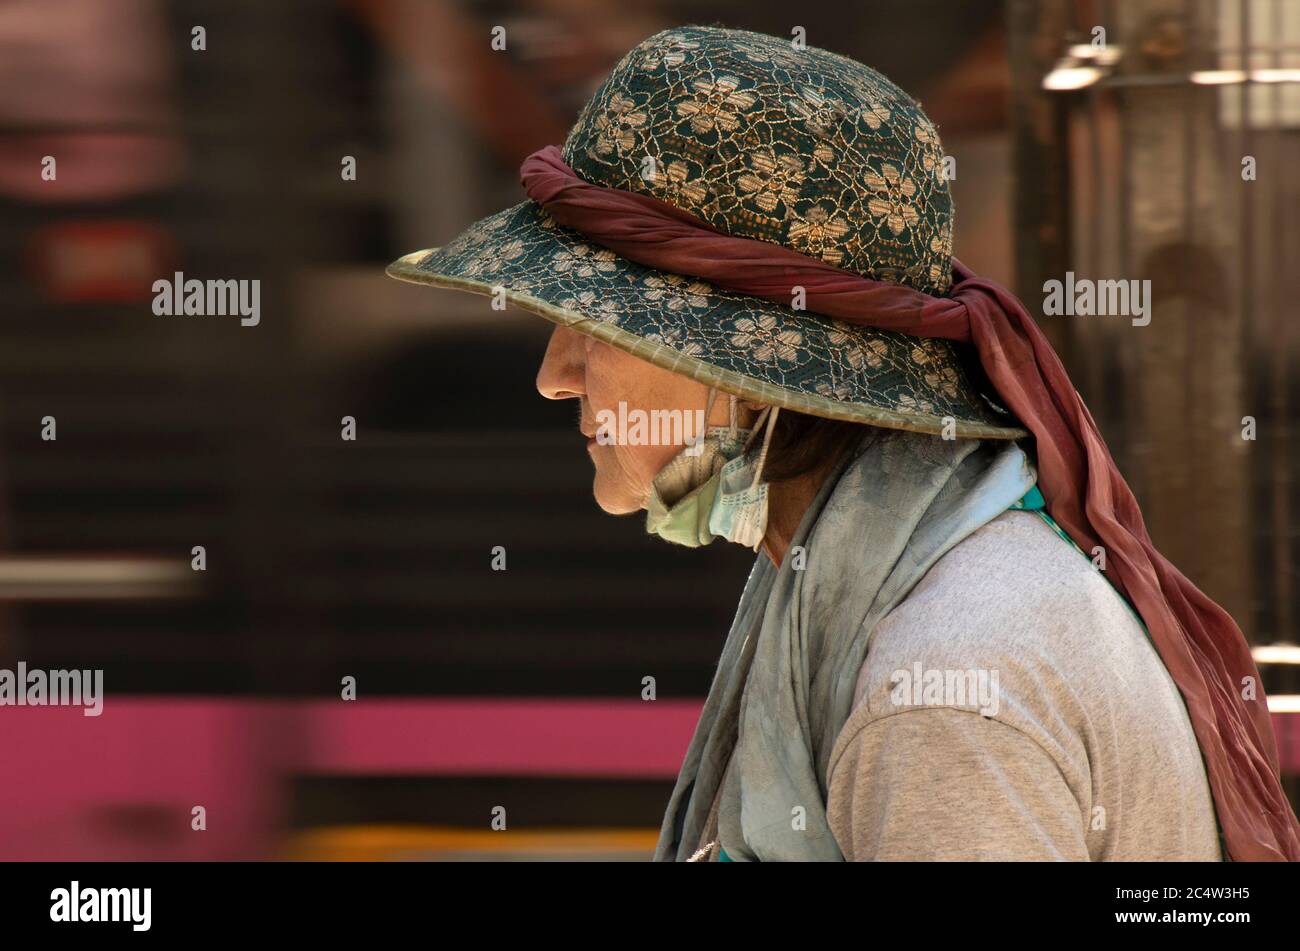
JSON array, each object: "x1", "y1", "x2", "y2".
[{"x1": 536, "y1": 325, "x2": 586, "y2": 401}]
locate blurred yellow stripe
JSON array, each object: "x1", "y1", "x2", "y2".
[{"x1": 280, "y1": 824, "x2": 660, "y2": 861}]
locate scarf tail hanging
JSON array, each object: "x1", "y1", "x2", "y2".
[{"x1": 520, "y1": 145, "x2": 1300, "y2": 861}]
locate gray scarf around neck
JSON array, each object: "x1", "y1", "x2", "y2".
[{"x1": 653, "y1": 427, "x2": 1037, "y2": 861}]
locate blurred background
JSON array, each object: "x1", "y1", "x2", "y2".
[{"x1": 0, "y1": 0, "x2": 1296, "y2": 860}]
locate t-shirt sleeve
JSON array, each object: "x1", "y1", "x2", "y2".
[{"x1": 826, "y1": 705, "x2": 1091, "y2": 861}]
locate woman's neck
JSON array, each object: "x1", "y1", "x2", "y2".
[{"x1": 760, "y1": 465, "x2": 833, "y2": 569}]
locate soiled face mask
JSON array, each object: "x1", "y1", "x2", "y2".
[{"x1": 644, "y1": 389, "x2": 780, "y2": 551}]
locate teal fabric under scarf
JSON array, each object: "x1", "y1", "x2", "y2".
[{"x1": 654, "y1": 426, "x2": 1037, "y2": 861}]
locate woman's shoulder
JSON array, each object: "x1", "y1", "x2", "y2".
[
  {"x1": 826, "y1": 509, "x2": 1220, "y2": 861},
  {"x1": 863, "y1": 507, "x2": 1144, "y2": 679},
  {"x1": 842, "y1": 506, "x2": 1185, "y2": 754}
]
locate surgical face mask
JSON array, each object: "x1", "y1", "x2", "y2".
[
  {"x1": 644, "y1": 390, "x2": 780, "y2": 551},
  {"x1": 707, "y1": 442, "x2": 771, "y2": 550}
]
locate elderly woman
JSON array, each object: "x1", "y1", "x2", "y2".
[{"x1": 388, "y1": 26, "x2": 1300, "y2": 861}]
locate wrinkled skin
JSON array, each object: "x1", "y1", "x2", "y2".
[{"x1": 535, "y1": 325, "x2": 761, "y2": 514}]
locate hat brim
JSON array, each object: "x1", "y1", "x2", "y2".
[{"x1": 386, "y1": 200, "x2": 1027, "y2": 440}]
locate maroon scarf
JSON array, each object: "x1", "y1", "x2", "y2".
[{"x1": 522, "y1": 144, "x2": 1300, "y2": 861}]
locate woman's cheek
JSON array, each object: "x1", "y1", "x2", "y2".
[{"x1": 623, "y1": 441, "x2": 681, "y2": 495}]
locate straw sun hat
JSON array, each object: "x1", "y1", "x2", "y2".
[{"x1": 386, "y1": 25, "x2": 1026, "y2": 440}]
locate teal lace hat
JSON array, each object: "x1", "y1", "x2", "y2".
[{"x1": 387, "y1": 25, "x2": 1026, "y2": 439}]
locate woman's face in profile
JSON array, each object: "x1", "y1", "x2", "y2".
[{"x1": 535, "y1": 324, "x2": 747, "y2": 515}]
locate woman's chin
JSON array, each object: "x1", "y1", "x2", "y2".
[{"x1": 591, "y1": 478, "x2": 645, "y2": 516}]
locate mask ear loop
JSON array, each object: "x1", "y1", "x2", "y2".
[
  {"x1": 739, "y1": 405, "x2": 781, "y2": 491},
  {"x1": 741, "y1": 407, "x2": 769, "y2": 453},
  {"x1": 690, "y1": 387, "x2": 720, "y2": 451},
  {"x1": 751, "y1": 406, "x2": 780, "y2": 490}
]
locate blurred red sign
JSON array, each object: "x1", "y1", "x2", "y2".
[{"x1": 27, "y1": 220, "x2": 176, "y2": 302}]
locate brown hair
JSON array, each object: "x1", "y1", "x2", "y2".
[{"x1": 759, "y1": 410, "x2": 879, "y2": 483}]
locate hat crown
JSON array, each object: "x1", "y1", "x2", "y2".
[{"x1": 562, "y1": 26, "x2": 954, "y2": 295}]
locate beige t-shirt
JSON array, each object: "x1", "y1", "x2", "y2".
[{"x1": 698, "y1": 509, "x2": 1222, "y2": 861}]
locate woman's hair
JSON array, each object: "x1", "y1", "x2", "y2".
[
  {"x1": 760, "y1": 345, "x2": 997, "y2": 483},
  {"x1": 760, "y1": 410, "x2": 879, "y2": 483}
]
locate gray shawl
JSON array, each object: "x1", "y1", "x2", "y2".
[{"x1": 654, "y1": 427, "x2": 1037, "y2": 861}]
